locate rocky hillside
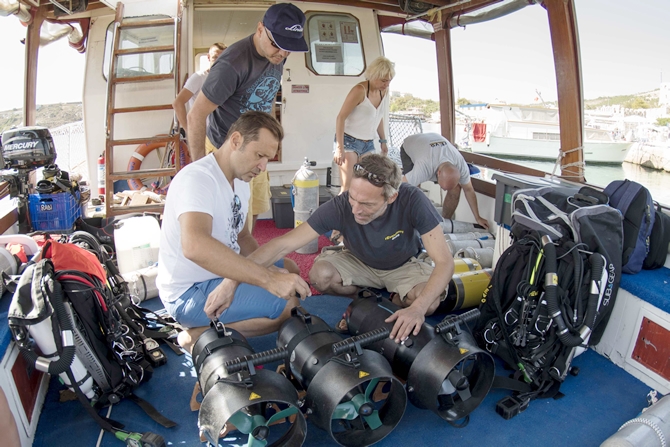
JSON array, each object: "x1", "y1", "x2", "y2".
[{"x1": 0, "y1": 102, "x2": 83, "y2": 134}]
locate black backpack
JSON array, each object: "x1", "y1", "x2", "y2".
[
  {"x1": 7, "y1": 244, "x2": 177, "y2": 446},
  {"x1": 643, "y1": 203, "x2": 670, "y2": 270},
  {"x1": 475, "y1": 185, "x2": 623, "y2": 418},
  {"x1": 603, "y1": 180, "x2": 655, "y2": 274}
]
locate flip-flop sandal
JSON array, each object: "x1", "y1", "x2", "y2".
[
  {"x1": 329, "y1": 230, "x2": 344, "y2": 245},
  {"x1": 334, "y1": 317, "x2": 349, "y2": 334},
  {"x1": 357, "y1": 287, "x2": 382, "y2": 300}
]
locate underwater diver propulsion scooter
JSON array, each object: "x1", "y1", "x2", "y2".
[
  {"x1": 274, "y1": 307, "x2": 407, "y2": 447},
  {"x1": 191, "y1": 320, "x2": 307, "y2": 447},
  {"x1": 217, "y1": 307, "x2": 406, "y2": 447},
  {"x1": 345, "y1": 292, "x2": 495, "y2": 425}
]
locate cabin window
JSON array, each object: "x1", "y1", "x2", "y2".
[
  {"x1": 102, "y1": 16, "x2": 174, "y2": 80},
  {"x1": 194, "y1": 51, "x2": 210, "y2": 74},
  {"x1": 304, "y1": 13, "x2": 364, "y2": 76}
]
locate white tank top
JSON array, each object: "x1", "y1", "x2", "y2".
[{"x1": 343, "y1": 84, "x2": 388, "y2": 141}]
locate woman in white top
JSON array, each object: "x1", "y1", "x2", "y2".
[{"x1": 334, "y1": 56, "x2": 395, "y2": 195}]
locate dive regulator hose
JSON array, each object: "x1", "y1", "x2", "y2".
[{"x1": 542, "y1": 236, "x2": 604, "y2": 348}]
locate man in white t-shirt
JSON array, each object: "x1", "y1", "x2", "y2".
[
  {"x1": 156, "y1": 112, "x2": 310, "y2": 352},
  {"x1": 172, "y1": 43, "x2": 226, "y2": 136},
  {"x1": 401, "y1": 132, "x2": 489, "y2": 229}
]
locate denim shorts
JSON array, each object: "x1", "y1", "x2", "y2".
[
  {"x1": 165, "y1": 260, "x2": 288, "y2": 328},
  {"x1": 334, "y1": 134, "x2": 375, "y2": 157}
]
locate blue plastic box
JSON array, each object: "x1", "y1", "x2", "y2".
[{"x1": 28, "y1": 192, "x2": 81, "y2": 232}]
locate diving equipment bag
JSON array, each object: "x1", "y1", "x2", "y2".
[
  {"x1": 603, "y1": 179, "x2": 654, "y2": 274},
  {"x1": 7, "y1": 241, "x2": 177, "y2": 446},
  {"x1": 475, "y1": 185, "x2": 623, "y2": 418},
  {"x1": 643, "y1": 202, "x2": 670, "y2": 270}
]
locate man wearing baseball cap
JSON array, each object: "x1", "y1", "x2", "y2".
[{"x1": 187, "y1": 3, "x2": 308, "y2": 230}]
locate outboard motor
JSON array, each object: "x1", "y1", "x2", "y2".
[
  {"x1": 191, "y1": 321, "x2": 306, "y2": 447},
  {"x1": 1, "y1": 126, "x2": 56, "y2": 169},
  {"x1": 346, "y1": 292, "x2": 495, "y2": 425},
  {"x1": 277, "y1": 307, "x2": 406, "y2": 447},
  {"x1": 0, "y1": 126, "x2": 57, "y2": 232}
]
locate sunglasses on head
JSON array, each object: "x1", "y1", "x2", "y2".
[
  {"x1": 263, "y1": 25, "x2": 281, "y2": 50},
  {"x1": 353, "y1": 164, "x2": 389, "y2": 187}
]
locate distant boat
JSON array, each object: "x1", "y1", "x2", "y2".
[{"x1": 466, "y1": 105, "x2": 633, "y2": 164}]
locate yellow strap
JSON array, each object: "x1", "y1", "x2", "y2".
[
  {"x1": 530, "y1": 249, "x2": 543, "y2": 285},
  {"x1": 293, "y1": 179, "x2": 319, "y2": 188}
]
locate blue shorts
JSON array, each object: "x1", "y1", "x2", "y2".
[
  {"x1": 165, "y1": 260, "x2": 288, "y2": 328},
  {"x1": 334, "y1": 134, "x2": 375, "y2": 157}
]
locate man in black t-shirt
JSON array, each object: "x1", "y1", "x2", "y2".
[
  {"x1": 187, "y1": 3, "x2": 308, "y2": 232},
  {"x1": 241, "y1": 154, "x2": 455, "y2": 343}
]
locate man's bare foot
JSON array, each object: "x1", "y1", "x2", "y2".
[{"x1": 178, "y1": 327, "x2": 207, "y2": 354}]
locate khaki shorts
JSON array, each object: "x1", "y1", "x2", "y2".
[
  {"x1": 315, "y1": 248, "x2": 436, "y2": 300},
  {"x1": 206, "y1": 137, "x2": 270, "y2": 230},
  {"x1": 250, "y1": 171, "x2": 270, "y2": 216}
]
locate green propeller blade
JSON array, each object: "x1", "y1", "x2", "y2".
[
  {"x1": 228, "y1": 413, "x2": 266, "y2": 436},
  {"x1": 365, "y1": 378, "x2": 380, "y2": 401},
  {"x1": 331, "y1": 379, "x2": 383, "y2": 430},
  {"x1": 246, "y1": 433, "x2": 267, "y2": 447},
  {"x1": 227, "y1": 406, "x2": 300, "y2": 447}
]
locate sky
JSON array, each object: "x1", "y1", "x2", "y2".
[
  {"x1": 383, "y1": 0, "x2": 670, "y2": 104},
  {"x1": 0, "y1": 0, "x2": 669, "y2": 111},
  {"x1": 0, "y1": 19, "x2": 86, "y2": 111}
]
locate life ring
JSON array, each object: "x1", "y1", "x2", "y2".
[{"x1": 127, "y1": 136, "x2": 191, "y2": 195}]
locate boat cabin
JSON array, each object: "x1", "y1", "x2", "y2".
[{"x1": 0, "y1": 1, "x2": 669, "y2": 447}]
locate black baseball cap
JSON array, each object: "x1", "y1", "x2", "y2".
[{"x1": 263, "y1": 3, "x2": 308, "y2": 53}]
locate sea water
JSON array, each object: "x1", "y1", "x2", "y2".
[
  {"x1": 419, "y1": 122, "x2": 670, "y2": 205},
  {"x1": 496, "y1": 157, "x2": 670, "y2": 206}
]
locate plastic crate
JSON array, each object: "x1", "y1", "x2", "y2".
[
  {"x1": 28, "y1": 192, "x2": 81, "y2": 232},
  {"x1": 491, "y1": 173, "x2": 577, "y2": 227}
]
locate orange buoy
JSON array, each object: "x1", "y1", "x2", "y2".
[{"x1": 127, "y1": 137, "x2": 190, "y2": 194}]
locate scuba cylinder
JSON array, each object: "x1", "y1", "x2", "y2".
[
  {"x1": 292, "y1": 158, "x2": 319, "y2": 254},
  {"x1": 456, "y1": 246, "x2": 495, "y2": 269},
  {"x1": 446, "y1": 238, "x2": 495, "y2": 254},
  {"x1": 121, "y1": 265, "x2": 159, "y2": 302},
  {"x1": 0, "y1": 247, "x2": 20, "y2": 295},
  {"x1": 601, "y1": 394, "x2": 670, "y2": 447},
  {"x1": 454, "y1": 257, "x2": 483, "y2": 273},
  {"x1": 421, "y1": 254, "x2": 482, "y2": 273},
  {"x1": 9, "y1": 262, "x2": 96, "y2": 398},
  {"x1": 330, "y1": 159, "x2": 341, "y2": 188},
  {"x1": 444, "y1": 232, "x2": 490, "y2": 241},
  {"x1": 437, "y1": 268, "x2": 494, "y2": 313},
  {"x1": 440, "y1": 218, "x2": 477, "y2": 234}
]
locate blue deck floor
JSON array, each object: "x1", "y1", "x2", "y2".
[{"x1": 33, "y1": 293, "x2": 652, "y2": 447}]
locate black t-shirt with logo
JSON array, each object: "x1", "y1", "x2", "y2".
[
  {"x1": 307, "y1": 183, "x2": 441, "y2": 270},
  {"x1": 201, "y1": 35, "x2": 283, "y2": 147}
]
